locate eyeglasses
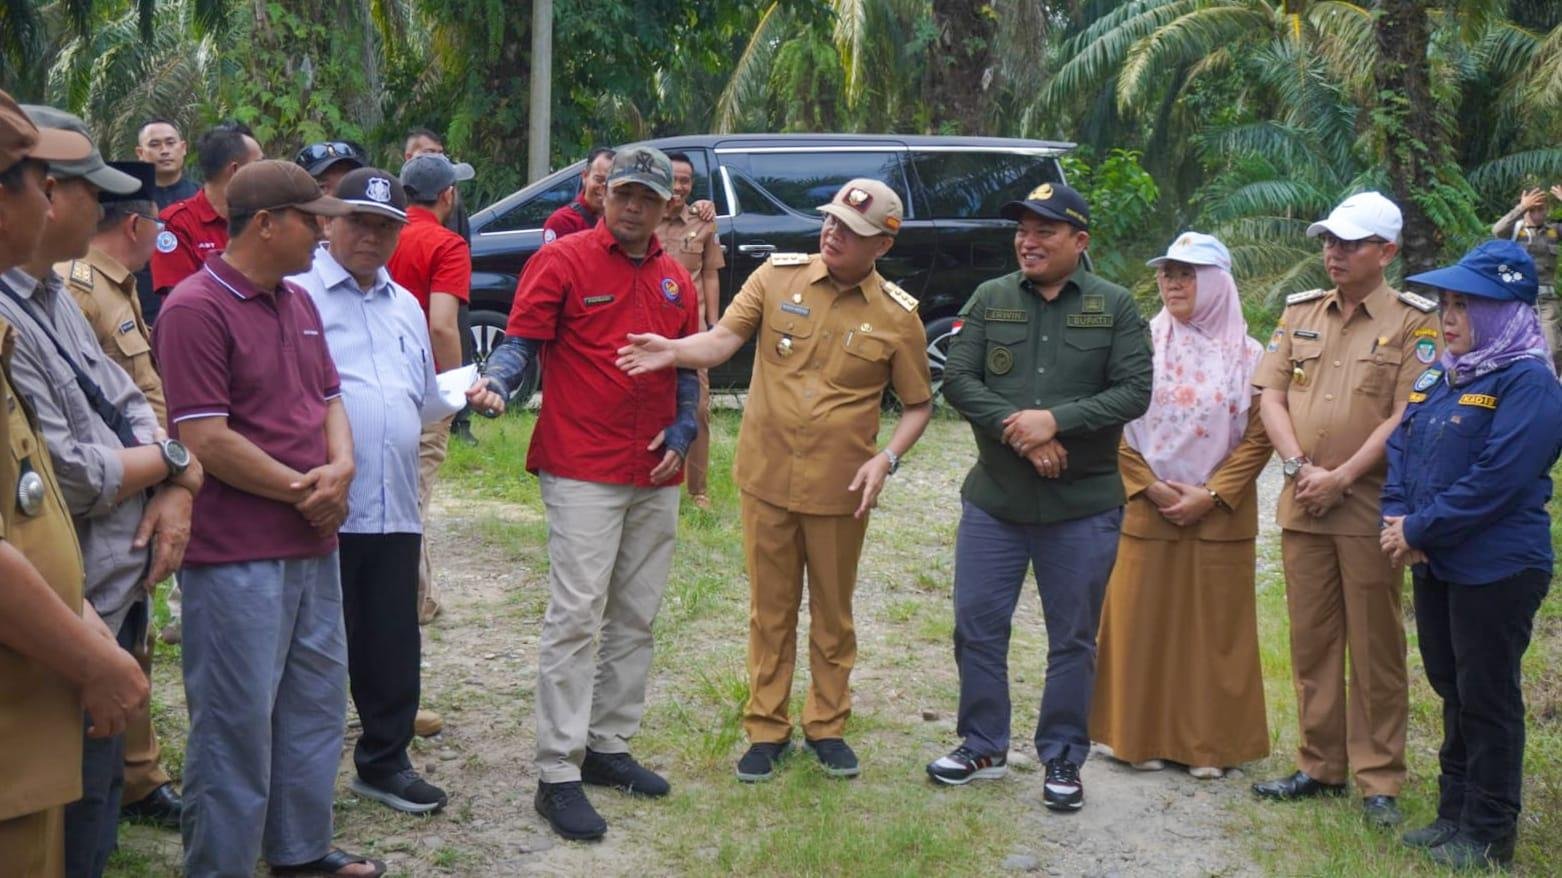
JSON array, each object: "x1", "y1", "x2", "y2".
[
  {"x1": 295, "y1": 141, "x2": 368, "y2": 166},
  {"x1": 131, "y1": 213, "x2": 166, "y2": 232},
  {"x1": 1320, "y1": 234, "x2": 1388, "y2": 253}
]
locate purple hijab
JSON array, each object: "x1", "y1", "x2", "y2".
[{"x1": 1440, "y1": 297, "x2": 1555, "y2": 385}]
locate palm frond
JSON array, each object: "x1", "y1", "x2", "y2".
[
  {"x1": 1043, "y1": 0, "x2": 1204, "y2": 110},
  {"x1": 1466, "y1": 147, "x2": 1562, "y2": 197},
  {"x1": 1116, "y1": 6, "x2": 1271, "y2": 116},
  {"x1": 715, "y1": 1, "x2": 788, "y2": 133}
]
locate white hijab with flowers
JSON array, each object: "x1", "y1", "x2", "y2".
[{"x1": 1123, "y1": 265, "x2": 1263, "y2": 485}]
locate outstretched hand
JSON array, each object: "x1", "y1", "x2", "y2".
[{"x1": 616, "y1": 333, "x2": 678, "y2": 375}]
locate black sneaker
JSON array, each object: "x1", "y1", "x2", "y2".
[
  {"x1": 1401, "y1": 818, "x2": 1458, "y2": 849},
  {"x1": 349, "y1": 770, "x2": 448, "y2": 814},
  {"x1": 1362, "y1": 795, "x2": 1403, "y2": 829},
  {"x1": 1043, "y1": 758, "x2": 1084, "y2": 811},
  {"x1": 926, "y1": 746, "x2": 1008, "y2": 786},
  {"x1": 1425, "y1": 831, "x2": 1515, "y2": 869},
  {"x1": 581, "y1": 749, "x2": 670, "y2": 798},
  {"x1": 803, "y1": 737, "x2": 860, "y2": 778},
  {"x1": 736, "y1": 741, "x2": 792, "y2": 783},
  {"x1": 534, "y1": 781, "x2": 606, "y2": 841}
]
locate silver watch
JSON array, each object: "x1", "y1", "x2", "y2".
[
  {"x1": 882, "y1": 448, "x2": 900, "y2": 475},
  {"x1": 158, "y1": 438, "x2": 191, "y2": 477}
]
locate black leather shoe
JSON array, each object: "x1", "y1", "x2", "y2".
[
  {"x1": 1402, "y1": 818, "x2": 1459, "y2": 849},
  {"x1": 120, "y1": 782, "x2": 182, "y2": 830},
  {"x1": 1251, "y1": 771, "x2": 1346, "y2": 801},
  {"x1": 1362, "y1": 795, "x2": 1403, "y2": 828},
  {"x1": 581, "y1": 749, "x2": 670, "y2": 798},
  {"x1": 1425, "y1": 830, "x2": 1515, "y2": 870},
  {"x1": 534, "y1": 781, "x2": 606, "y2": 841}
]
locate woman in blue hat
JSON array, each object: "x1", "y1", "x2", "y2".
[{"x1": 1380, "y1": 238, "x2": 1561, "y2": 870}]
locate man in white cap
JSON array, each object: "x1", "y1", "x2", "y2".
[
  {"x1": 613, "y1": 177, "x2": 934, "y2": 785},
  {"x1": 1250, "y1": 191, "x2": 1439, "y2": 830}
]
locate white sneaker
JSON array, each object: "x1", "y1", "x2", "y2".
[
  {"x1": 1188, "y1": 766, "x2": 1224, "y2": 779},
  {"x1": 1132, "y1": 759, "x2": 1166, "y2": 771}
]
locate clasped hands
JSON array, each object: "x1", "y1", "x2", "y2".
[
  {"x1": 1379, "y1": 515, "x2": 1426, "y2": 567},
  {"x1": 1293, "y1": 463, "x2": 1351, "y2": 517},
  {"x1": 1001, "y1": 409, "x2": 1069, "y2": 479},
  {"x1": 1144, "y1": 480, "x2": 1216, "y2": 527}
]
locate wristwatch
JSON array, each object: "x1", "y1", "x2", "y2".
[
  {"x1": 1207, "y1": 487, "x2": 1228, "y2": 511},
  {"x1": 158, "y1": 438, "x2": 191, "y2": 478},
  {"x1": 882, "y1": 448, "x2": 901, "y2": 475},
  {"x1": 1282, "y1": 456, "x2": 1309, "y2": 479}
]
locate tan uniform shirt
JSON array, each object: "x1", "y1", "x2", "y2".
[
  {"x1": 0, "y1": 319, "x2": 87, "y2": 821},
  {"x1": 1254, "y1": 282, "x2": 1440, "y2": 535},
  {"x1": 719, "y1": 254, "x2": 932, "y2": 516},
  {"x1": 57, "y1": 248, "x2": 166, "y2": 428},
  {"x1": 656, "y1": 206, "x2": 725, "y2": 325}
]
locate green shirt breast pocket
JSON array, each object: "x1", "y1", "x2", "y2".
[{"x1": 984, "y1": 321, "x2": 1028, "y2": 383}]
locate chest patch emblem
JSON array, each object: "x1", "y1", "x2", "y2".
[
  {"x1": 1412, "y1": 367, "x2": 1443, "y2": 393},
  {"x1": 660, "y1": 277, "x2": 681, "y2": 303},
  {"x1": 780, "y1": 302, "x2": 810, "y2": 317},
  {"x1": 987, "y1": 346, "x2": 1014, "y2": 375},
  {"x1": 1458, "y1": 393, "x2": 1498, "y2": 410},
  {"x1": 1066, "y1": 313, "x2": 1112, "y2": 328},
  {"x1": 1081, "y1": 294, "x2": 1105, "y2": 314},
  {"x1": 1407, "y1": 391, "x2": 1427, "y2": 403},
  {"x1": 155, "y1": 231, "x2": 178, "y2": 253},
  {"x1": 1414, "y1": 338, "x2": 1437, "y2": 364}
]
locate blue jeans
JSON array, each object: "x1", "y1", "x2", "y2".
[{"x1": 952, "y1": 502, "x2": 1122, "y2": 765}]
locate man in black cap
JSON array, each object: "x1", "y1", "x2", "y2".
[
  {"x1": 295, "y1": 140, "x2": 369, "y2": 197},
  {"x1": 931, "y1": 182, "x2": 1151, "y2": 810},
  {"x1": 54, "y1": 159, "x2": 186, "y2": 832},
  {"x1": 289, "y1": 167, "x2": 451, "y2": 816}
]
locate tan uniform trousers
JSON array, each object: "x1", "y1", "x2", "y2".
[
  {"x1": 416, "y1": 417, "x2": 453, "y2": 623},
  {"x1": 741, "y1": 491, "x2": 870, "y2": 743},
  {"x1": 534, "y1": 473, "x2": 678, "y2": 783},
  {"x1": 1281, "y1": 530, "x2": 1408, "y2": 797},
  {"x1": 685, "y1": 369, "x2": 711, "y2": 498},
  {"x1": 1537, "y1": 295, "x2": 1562, "y2": 373},
  {"x1": 121, "y1": 618, "x2": 171, "y2": 803},
  {"x1": 0, "y1": 807, "x2": 64, "y2": 878}
]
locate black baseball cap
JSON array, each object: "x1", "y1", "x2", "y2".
[
  {"x1": 334, "y1": 167, "x2": 408, "y2": 222},
  {"x1": 1000, "y1": 182, "x2": 1090, "y2": 230},
  {"x1": 294, "y1": 140, "x2": 368, "y2": 178},
  {"x1": 98, "y1": 161, "x2": 156, "y2": 204}
]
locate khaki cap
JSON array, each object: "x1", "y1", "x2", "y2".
[
  {"x1": 0, "y1": 90, "x2": 91, "y2": 173},
  {"x1": 20, "y1": 105, "x2": 140, "y2": 194},
  {"x1": 817, "y1": 178, "x2": 903, "y2": 237},
  {"x1": 227, "y1": 159, "x2": 351, "y2": 217}
]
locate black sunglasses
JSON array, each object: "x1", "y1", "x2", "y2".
[{"x1": 295, "y1": 141, "x2": 368, "y2": 165}]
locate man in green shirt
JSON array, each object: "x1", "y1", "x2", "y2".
[{"x1": 929, "y1": 182, "x2": 1151, "y2": 811}]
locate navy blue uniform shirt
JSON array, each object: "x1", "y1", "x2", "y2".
[{"x1": 1383, "y1": 358, "x2": 1562, "y2": 584}]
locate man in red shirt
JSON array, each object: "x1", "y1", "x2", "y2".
[
  {"x1": 473, "y1": 145, "x2": 700, "y2": 842},
  {"x1": 386, "y1": 153, "x2": 473, "y2": 626},
  {"x1": 149, "y1": 123, "x2": 261, "y2": 296},
  {"x1": 542, "y1": 147, "x2": 614, "y2": 244}
]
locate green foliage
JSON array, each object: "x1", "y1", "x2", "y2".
[{"x1": 1061, "y1": 147, "x2": 1160, "y2": 284}]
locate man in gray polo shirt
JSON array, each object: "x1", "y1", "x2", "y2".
[{"x1": 2, "y1": 105, "x2": 202, "y2": 878}]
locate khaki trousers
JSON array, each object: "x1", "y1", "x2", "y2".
[
  {"x1": 1537, "y1": 295, "x2": 1562, "y2": 373},
  {"x1": 685, "y1": 369, "x2": 711, "y2": 498},
  {"x1": 1281, "y1": 530, "x2": 1408, "y2": 796},
  {"x1": 741, "y1": 491, "x2": 870, "y2": 743},
  {"x1": 534, "y1": 473, "x2": 678, "y2": 783},
  {"x1": 416, "y1": 417, "x2": 452, "y2": 623},
  {"x1": 0, "y1": 807, "x2": 63, "y2": 878},
  {"x1": 120, "y1": 615, "x2": 171, "y2": 803}
]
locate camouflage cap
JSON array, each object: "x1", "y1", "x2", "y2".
[{"x1": 606, "y1": 146, "x2": 674, "y2": 200}]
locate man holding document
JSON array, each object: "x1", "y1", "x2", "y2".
[{"x1": 291, "y1": 166, "x2": 471, "y2": 815}]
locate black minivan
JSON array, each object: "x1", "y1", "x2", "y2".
[{"x1": 466, "y1": 134, "x2": 1075, "y2": 392}]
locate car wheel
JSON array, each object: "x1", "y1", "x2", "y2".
[
  {"x1": 469, "y1": 309, "x2": 539, "y2": 409},
  {"x1": 882, "y1": 315, "x2": 960, "y2": 412}
]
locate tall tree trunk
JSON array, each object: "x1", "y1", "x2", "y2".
[
  {"x1": 1373, "y1": 0, "x2": 1442, "y2": 274},
  {"x1": 926, "y1": 0, "x2": 996, "y2": 134}
]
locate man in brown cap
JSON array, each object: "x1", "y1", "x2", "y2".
[
  {"x1": 152, "y1": 161, "x2": 383, "y2": 877},
  {"x1": 615, "y1": 177, "x2": 934, "y2": 783},
  {"x1": 0, "y1": 88, "x2": 150, "y2": 878}
]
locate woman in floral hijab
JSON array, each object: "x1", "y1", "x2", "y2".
[{"x1": 1090, "y1": 232, "x2": 1273, "y2": 778}]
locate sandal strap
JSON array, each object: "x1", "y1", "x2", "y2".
[{"x1": 272, "y1": 848, "x2": 386, "y2": 876}]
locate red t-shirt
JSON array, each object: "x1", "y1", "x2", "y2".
[
  {"x1": 152, "y1": 255, "x2": 343, "y2": 566},
  {"x1": 542, "y1": 192, "x2": 597, "y2": 244},
  {"x1": 386, "y1": 206, "x2": 472, "y2": 312},
  {"x1": 508, "y1": 222, "x2": 700, "y2": 487},
  {"x1": 151, "y1": 189, "x2": 228, "y2": 295}
]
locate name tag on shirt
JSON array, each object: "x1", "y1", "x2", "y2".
[
  {"x1": 1458, "y1": 393, "x2": 1498, "y2": 409},
  {"x1": 584, "y1": 295, "x2": 614, "y2": 306},
  {"x1": 780, "y1": 302, "x2": 810, "y2": 317},
  {"x1": 1065, "y1": 314, "x2": 1113, "y2": 328}
]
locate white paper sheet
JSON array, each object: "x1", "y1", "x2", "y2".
[{"x1": 426, "y1": 364, "x2": 479, "y2": 420}]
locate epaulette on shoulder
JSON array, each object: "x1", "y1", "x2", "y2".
[
  {"x1": 1285, "y1": 289, "x2": 1326, "y2": 306},
  {"x1": 67, "y1": 260, "x2": 93, "y2": 289},
  {"x1": 883, "y1": 280, "x2": 918, "y2": 313},
  {"x1": 768, "y1": 252, "x2": 811, "y2": 267},
  {"x1": 1397, "y1": 290, "x2": 1437, "y2": 313}
]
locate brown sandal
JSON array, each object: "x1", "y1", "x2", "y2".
[{"x1": 271, "y1": 848, "x2": 387, "y2": 877}]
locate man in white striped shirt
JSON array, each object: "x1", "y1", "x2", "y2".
[{"x1": 288, "y1": 167, "x2": 450, "y2": 815}]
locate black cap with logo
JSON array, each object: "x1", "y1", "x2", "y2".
[
  {"x1": 1000, "y1": 182, "x2": 1090, "y2": 230},
  {"x1": 334, "y1": 167, "x2": 408, "y2": 222}
]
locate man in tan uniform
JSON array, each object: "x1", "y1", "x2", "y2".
[
  {"x1": 1490, "y1": 185, "x2": 1562, "y2": 371},
  {"x1": 616, "y1": 179, "x2": 934, "y2": 782},
  {"x1": 1252, "y1": 192, "x2": 1439, "y2": 830},
  {"x1": 54, "y1": 160, "x2": 184, "y2": 830},
  {"x1": 654, "y1": 152, "x2": 725, "y2": 510},
  {"x1": 0, "y1": 88, "x2": 148, "y2": 878}
]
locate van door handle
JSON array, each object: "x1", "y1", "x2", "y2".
[{"x1": 738, "y1": 244, "x2": 776, "y2": 256}]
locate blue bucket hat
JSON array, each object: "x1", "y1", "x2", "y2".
[{"x1": 1405, "y1": 239, "x2": 1539, "y2": 305}]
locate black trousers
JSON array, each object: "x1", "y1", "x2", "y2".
[
  {"x1": 64, "y1": 599, "x2": 142, "y2": 878},
  {"x1": 1413, "y1": 566, "x2": 1550, "y2": 842},
  {"x1": 339, "y1": 533, "x2": 423, "y2": 781}
]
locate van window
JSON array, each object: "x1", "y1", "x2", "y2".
[
  {"x1": 728, "y1": 173, "x2": 784, "y2": 217},
  {"x1": 910, "y1": 151, "x2": 1060, "y2": 219},
  {"x1": 486, "y1": 174, "x2": 580, "y2": 233},
  {"x1": 746, "y1": 151, "x2": 908, "y2": 217}
]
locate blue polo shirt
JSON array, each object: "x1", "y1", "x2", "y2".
[{"x1": 1383, "y1": 357, "x2": 1562, "y2": 584}]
